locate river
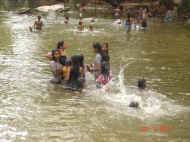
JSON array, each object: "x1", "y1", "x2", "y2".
[{"x1": 0, "y1": 5, "x2": 190, "y2": 142}]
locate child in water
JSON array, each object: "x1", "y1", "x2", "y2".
[
  {"x1": 96, "y1": 42, "x2": 112, "y2": 87},
  {"x1": 64, "y1": 16, "x2": 69, "y2": 24},
  {"x1": 89, "y1": 25, "x2": 93, "y2": 32},
  {"x1": 78, "y1": 18, "x2": 84, "y2": 31},
  {"x1": 29, "y1": 15, "x2": 43, "y2": 32}
]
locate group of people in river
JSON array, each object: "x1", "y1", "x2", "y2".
[
  {"x1": 46, "y1": 40, "x2": 111, "y2": 91},
  {"x1": 124, "y1": 7, "x2": 149, "y2": 32},
  {"x1": 63, "y1": 13, "x2": 95, "y2": 32}
]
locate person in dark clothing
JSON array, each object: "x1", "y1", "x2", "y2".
[{"x1": 67, "y1": 55, "x2": 85, "y2": 90}]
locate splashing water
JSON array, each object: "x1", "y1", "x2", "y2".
[{"x1": 86, "y1": 63, "x2": 188, "y2": 120}]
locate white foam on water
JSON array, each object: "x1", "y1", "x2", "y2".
[
  {"x1": 68, "y1": 28, "x2": 104, "y2": 35},
  {"x1": 85, "y1": 63, "x2": 188, "y2": 120}
]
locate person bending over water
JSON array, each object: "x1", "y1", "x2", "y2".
[{"x1": 47, "y1": 40, "x2": 67, "y2": 64}]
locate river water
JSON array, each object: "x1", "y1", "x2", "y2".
[{"x1": 0, "y1": 8, "x2": 190, "y2": 142}]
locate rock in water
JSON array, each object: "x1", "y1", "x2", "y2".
[
  {"x1": 17, "y1": 8, "x2": 31, "y2": 14},
  {"x1": 36, "y1": 4, "x2": 65, "y2": 12}
]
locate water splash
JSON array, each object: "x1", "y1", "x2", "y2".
[{"x1": 87, "y1": 63, "x2": 187, "y2": 120}]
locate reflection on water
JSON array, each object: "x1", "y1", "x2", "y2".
[{"x1": 0, "y1": 11, "x2": 190, "y2": 141}]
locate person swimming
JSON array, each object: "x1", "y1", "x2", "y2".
[
  {"x1": 128, "y1": 79, "x2": 147, "y2": 108},
  {"x1": 138, "y1": 78, "x2": 146, "y2": 90}
]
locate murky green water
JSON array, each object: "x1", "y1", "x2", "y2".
[{"x1": 0, "y1": 7, "x2": 190, "y2": 142}]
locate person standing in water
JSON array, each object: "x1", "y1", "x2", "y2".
[
  {"x1": 125, "y1": 15, "x2": 131, "y2": 32},
  {"x1": 34, "y1": 16, "x2": 43, "y2": 31},
  {"x1": 78, "y1": 18, "x2": 84, "y2": 31},
  {"x1": 50, "y1": 49, "x2": 63, "y2": 84},
  {"x1": 96, "y1": 42, "x2": 112, "y2": 87},
  {"x1": 92, "y1": 43, "x2": 103, "y2": 79},
  {"x1": 64, "y1": 16, "x2": 69, "y2": 24}
]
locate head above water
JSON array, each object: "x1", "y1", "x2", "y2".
[
  {"x1": 93, "y1": 42, "x2": 102, "y2": 54},
  {"x1": 102, "y1": 42, "x2": 109, "y2": 53},
  {"x1": 52, "y1": 49, "x2": 60, "y2": 61},
  {"x1": 57, "y1": 40, "x2": 64, "y2": 49},
  {"x1": 138, "y1": 79, "x2": 146, "y2": 90},
  {"x1": 71, "y1": 55, "x2": 84, "y2": 66},
  {"x1": 65, "y1": 58, "x2": 71, "y2": 66},
  {"x1": 65, "y1": 16, "x2": 69, "y2": 20},
  {"x1": 38, "y1": 16, "x2": 41, "y2": 20}
]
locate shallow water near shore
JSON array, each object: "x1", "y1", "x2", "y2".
[{"x1": 0, "y1": 9, "x2": 190, "y2": 142}]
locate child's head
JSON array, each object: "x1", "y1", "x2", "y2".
[
  {"x1": 65, "y1": 59, "x2": 71, "y2": 66},
  {"x1": 65, "y1": 16, "x2": 69, "y2": 20},
  {"x1": 38, "y1": 15, "x2": 41, "y2": 20},
  {"x1": 138, "y1": 79, "x2": 146, "y2": 90},
  {"x1": 52, "y1": 49, "x2": 60, "y2": 61},
  {"x1": 93, "y1": 42, "x2": 102, "y2": 54},
  {"x1": 102, "y1": 42, "x2": 109, "y2": 53},
  {"x1": 57, "y1": 40, "x2": 64, "y2": 49}
]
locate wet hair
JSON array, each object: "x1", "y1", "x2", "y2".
[
  {"x1": 129, "y1": 102, "x2": 139, "y2": 108},
  {"x1": 65, "y1": 59, "x2": 71, "y2": 66},
  {"x1": 52, "y1": 49, "x2": 59, "y2": 61},
  {"x1": 138, "y1": 79, "x2": 146, "y2": 89},
  {"x1": 65, "y1": 16, "x2": 69, "y2": 20},
  {"x1": 79, "y1": 21, "x2": 83, "y2": 26},
  {"x1": 38, "y1": 16, "x2": 41, "y2": 19},
  {"x1": 93, "y1": 42, "x2": 102, "y2": 54},
  {"x1": 103, "y1": 42, "x2": 109, "y2": 54},
  {"x1": 57, "y1": 41, "x2": 64, "y2": 49},
  {"x1": 78, "y1": 55, "x2": 84, "y2": 68},
  {"x1": 70, "y1": 55, "x2": 81, "y2": 79}
]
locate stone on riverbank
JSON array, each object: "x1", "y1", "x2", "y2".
[
  {"x1": 17, "y1": 8, "x2": 32, "y2": 14},
  {"x1": 35, "y1": 3, "x2": 65, "y2": 12}
]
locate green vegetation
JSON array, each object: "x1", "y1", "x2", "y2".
[{"x1": 179, "y1": 0, "x2": 190, "y2": 12}]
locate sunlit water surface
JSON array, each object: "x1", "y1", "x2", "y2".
[{"x1": 0, "y1": 11, "x2": 190, "y2": 142}]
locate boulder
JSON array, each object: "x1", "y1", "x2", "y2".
[
  {"x1": 17, "y1": 8, "x2": 31, "y2": 14},
  {"x1": 35, "y1": 3, "x2": 65, "y2": 12}
]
